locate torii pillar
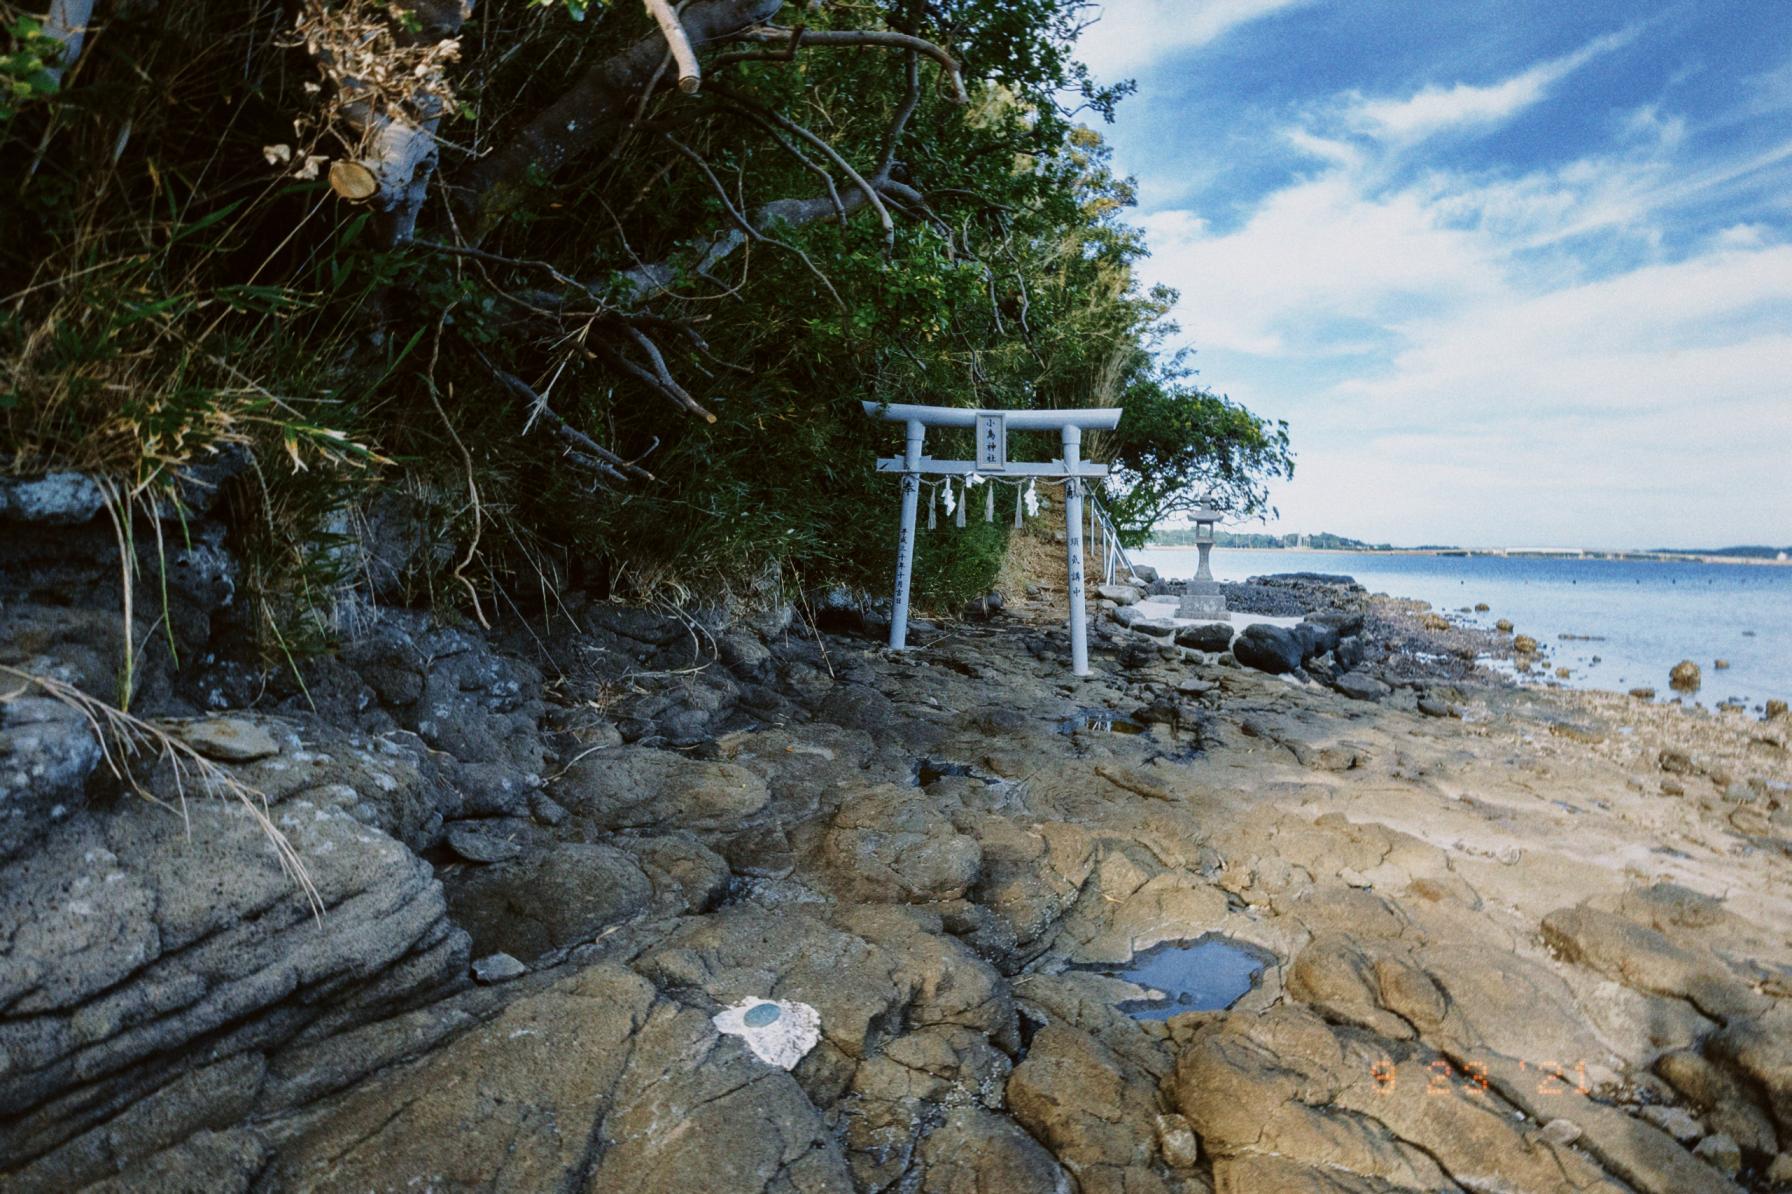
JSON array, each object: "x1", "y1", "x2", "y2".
[{"x1": 863, "y1": 402, "x2": 1122, "y2": 676}]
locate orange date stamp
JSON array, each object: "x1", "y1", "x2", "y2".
[{"x1": 1371, "y1": 1057, "x2": 1589, "y2": 1097}]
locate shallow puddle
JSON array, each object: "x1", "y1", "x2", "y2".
[
  {"x1": 912, "y1": 758, "x2": 1002, "y2": 787},
  {"x1": 1059, "y1": 708, "x2": 1146, "y2": 735},
  {"x1": 1083, "y1": 935, "x2": 1277, "y2": 1020}
]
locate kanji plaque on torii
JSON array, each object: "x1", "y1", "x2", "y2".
[{"x1": 863, "y1": 402, "x2": 1123, "y2": 676}]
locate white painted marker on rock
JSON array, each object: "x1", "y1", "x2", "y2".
[{"x1": 711, "y1": 999, "x2": 822, "y2": 1070}]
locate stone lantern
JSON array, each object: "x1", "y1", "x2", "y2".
[{"x1": 1176, "y1": 507, "x2": 1227, "y2": 619}]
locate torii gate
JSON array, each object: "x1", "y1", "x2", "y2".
[{"x1": 862, "y1": 402, "x2": 1123, "y2": 676}]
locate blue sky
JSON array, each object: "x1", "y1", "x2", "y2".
[{"x1": 1077, "y1": 0, "x2": 1792, "y2": 549}]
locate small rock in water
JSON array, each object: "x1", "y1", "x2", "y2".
[
  {"x1": 1669, "y1": 660, "x2": 1701, "y2": 692},
  {"x1": 176, "y1": 717, "x2": 279, "y2": 762},
  {"x1": 1513, "y1": 635, "x2": 1539, "y2": 654},
  {"x1": 1554, "y1": 666, "x2": 1571, "y2": 679},
  {"x1": 472, "y1": 952, "x2": 527, "y2": 983},
  {"x1": 1628, "y1": 687, "x2": 1656, "y2": 700},
  {"x1": 1496, "y1": 618, "x2": 1514, "y2": 633},
  {"x1": 1713, "y1": 658, "x2": 1729, "y2": 669},
  {"x1": 1475, "y1": 602, "x2": 1490, "y2": 611},
  {"x1": 1767, "y1": 699, "x2": 1789, "y2": 720},
  {"x1": 1692, "y1": 1132, "x2": 1741, "y2": 1175}
]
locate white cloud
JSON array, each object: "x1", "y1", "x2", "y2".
[
  {"x1": 1344, "y1": 28, "x2": 1638, "y2": 142},
  {"x1": 1128, "y1": 116, "x2": 1792, "y2": 546},
  {"x1": 1074, "y1": 0, "x2": 1307, "y2": 79}
]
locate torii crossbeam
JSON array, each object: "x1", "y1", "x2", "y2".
[{"x1": 862, "y1": 402, "x2": 1123, "y2": 676}]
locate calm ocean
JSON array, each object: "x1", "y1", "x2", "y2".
[{"x1": 1131, "y1": 547, "x2": 1792, "y2": 711}]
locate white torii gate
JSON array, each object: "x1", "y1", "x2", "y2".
[{"x1": 862, "y1": 402, "x2": 1123, "y2": 676}]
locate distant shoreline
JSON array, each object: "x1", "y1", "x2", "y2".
[{"x1": 1141, "y1": 545, "x2": 1792, "y2": 567}]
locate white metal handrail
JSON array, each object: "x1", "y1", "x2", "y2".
[{"x1": 1088, "y1": 494, "x2": 1139, "y2": 586}]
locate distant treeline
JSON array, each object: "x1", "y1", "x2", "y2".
[{"x1": 1148, "y1": 529, "x2": 1413, "y2": 551}]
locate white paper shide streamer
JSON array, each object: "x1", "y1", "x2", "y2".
[{"x1": 712, "y1": 998, "x2": 822, "y2": 1069}]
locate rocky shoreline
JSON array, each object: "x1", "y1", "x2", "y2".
[{"x1": 3, "y1": 504, "x2": 1791, "y2": 1192}]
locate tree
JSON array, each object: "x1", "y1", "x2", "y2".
[{"x1": 0, "y1": 0, "x2": 1288, "y2": 623}]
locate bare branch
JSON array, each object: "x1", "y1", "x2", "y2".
[
  {"x1": 724, "y1": 25, "x2": 968, "y2": 103},
  {"x1": 462, "y1": 0, "x2": 781, "y2": 209},
  {"x1": 709, "y1": 85, "x2": 894, "y2": 251},
  {"x1": 479, "y1": 352, "x2": 656, "y2": 481},
  {"x1": 643, "y1": 0, "x2": 703, "y2": 94},
  {"x1": 879, "y1": 51, "x2": 921, "y2": 178}
]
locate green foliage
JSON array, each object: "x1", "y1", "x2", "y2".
[
  {"x1": 1, "y1": 0, "x2": 1291, "y2": 637},
  {"x1": 0, "y1": 14, "x2": 61, "y2": 122}
]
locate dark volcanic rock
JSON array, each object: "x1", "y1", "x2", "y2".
[
  {"x1": 444, "y1": 842, "x2": 651, "y2": 961},
  {"x1": 0, "y1": 795, "x2": 465, "y2": 1173},
  {"x1": 0, "y1": 695, "x2": 101, "y2": 862},
  {"x1": 1232, "y1": 624, "x2": 1305, "y2": 675},
  {"x1": 1174, "y1": 622, "x2": 1234, "y2": 652}
]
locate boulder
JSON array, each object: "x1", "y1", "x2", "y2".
[
  {"x1": 1513, "y1": 634, "x2": 1539, "y2": 654},
  {"x1": 1111, "y1": 605, "x2": 1145, "y2": 628},
  {"x1": 0, "y1": 694, "x2": 102, "y2": 862},
  {"x1": 917, "y1": 1107, "x2": 1069, "y2": 1192},
  {"x1": 1496, "y1": 618, "x2": 1514, "y2": 633},
  {"x1": 1174, "y1": 622, "x2": 1233, "y2": 652},
  {"x1": 554, "y1": 746, "x2": 769, "y2": 832},
  {"x1": 171, "y1": 717, "x2": 280, "y2": 763},
  {"x1": 1006, "y1": 1024, "x2": 1166, "y2": 1192},
  {"x1": 0, "y1": 795, "x2": 465, "y2": 1175},
  {"x1": 1294, "y1": 620, "x2": 1340, "y2": 658},
  {"x1": 1130, "y1": 564, "x2": 1160, "y2": 583},
  {"x1": 1670, "y1": 660, "x2": 1702, "y2": 692},
  {"x1": 1692, "y1": 1133, "x2": 1742, "y2": 1176},
  {"x1": 1130, "y1": 618, "x2": 1177, "y2": 639},
  {"x1": 444, "y1": 841, "x2": 651, "y2": 961},
  {"x1": 1231, "y1": 624, "x2": 1305, "y2": 675},
  {"x1": 270, "y1": 966, "x2": 662, "y2": 1191},
  {"x1": 1334, "y1": 672, "x2": 1392, "y2": 702},
  {"x1": 1096, "y1": 583, "x2": 1140, "y2": 606},
  {"x1": 1307, "y1": 609, "x2": 1366, "y2": 637},
  {"x1": 819, "y1": 786, "x2": 983, "y2": 903}
]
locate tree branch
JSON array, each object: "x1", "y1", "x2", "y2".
[
  {"x1": 708, "y1": 84, "x2": 894, "y2": 251},
  {"x1": 462, "y1": 0, "x2": 781, "y2": 212},
  {"x1": 720, "y1": 25, "x2": 968, "y2": 103},
  {"x1": 480, "y1": 352, "x2": 655, "y2": 482},
  {"x1": 642, "y1": 0, "x2": 703, "y2": 94}
]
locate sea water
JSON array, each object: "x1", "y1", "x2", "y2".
[{"x1": 1131, "y1": 547, "x2": 1792, "y2": 710}]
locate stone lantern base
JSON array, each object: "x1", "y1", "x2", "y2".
[{"x1": 1177, "y1": 580, "x2": 1226, "y2": 619}]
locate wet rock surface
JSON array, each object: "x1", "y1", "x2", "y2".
[{"x1": 4, "y1": 521, "x2": 1792, "y2": 1191}]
